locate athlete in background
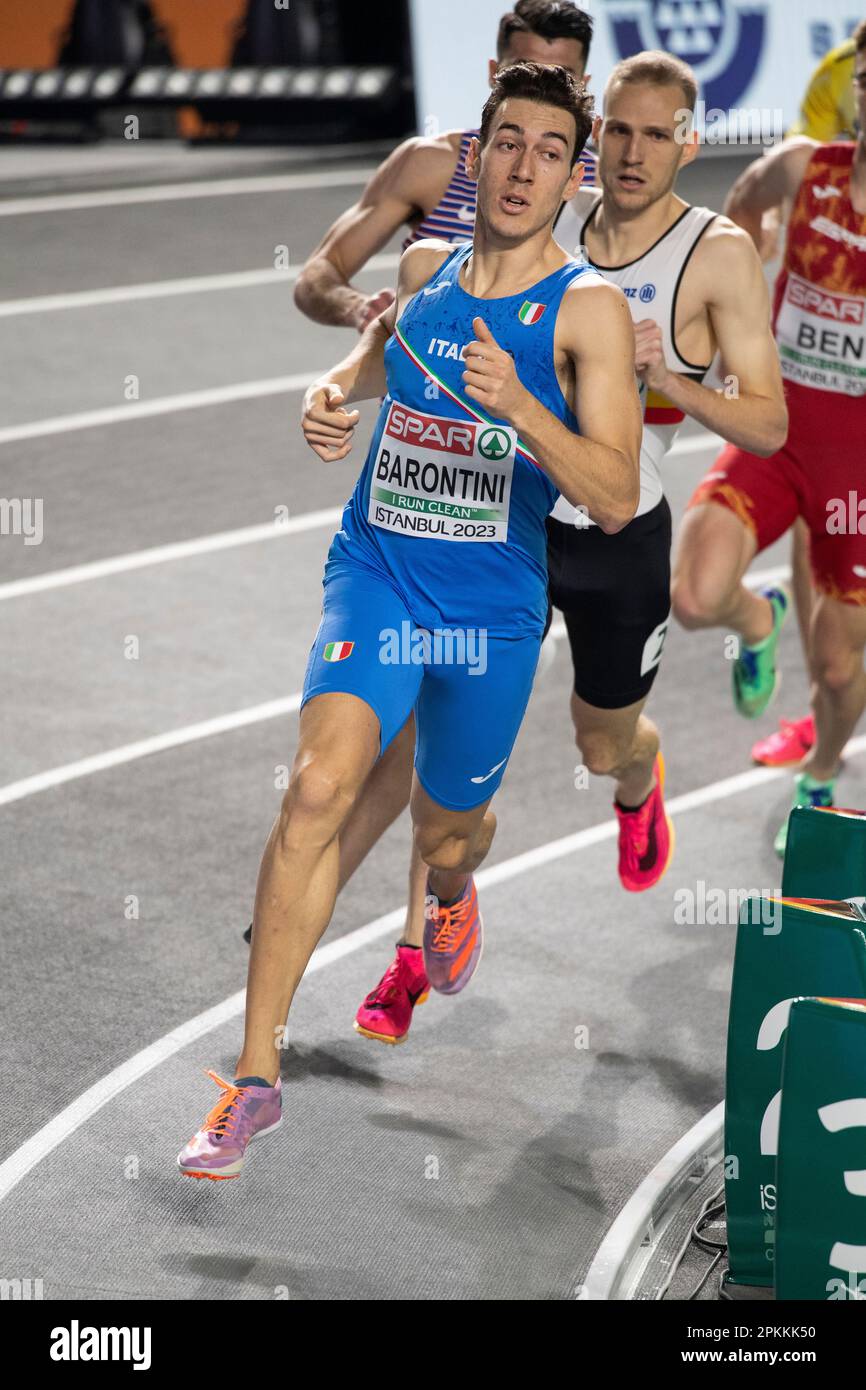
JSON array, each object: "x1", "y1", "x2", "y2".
[
  {"x1": 294, "y1": 0, "x2": 595, "y2": 334},
  {"x1": 673, "y1": 26, "x2": 866, "y2": 856},
  {"x1": 742, "y1": 17, "x2": 865, "y2": 770}
]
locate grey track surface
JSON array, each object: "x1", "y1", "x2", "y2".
[{"x1": 3, "y1": 144, "x2": 864, "y2": 1302}]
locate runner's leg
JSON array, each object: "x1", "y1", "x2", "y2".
[
  {"x1": 804, "y1": 596, "x2": 866, "y2": 783},
  {"x1": 573, "y1": 693, "x2": 658, "y2": 807},
  {"x1": 237, "y1": 692, "x2": 381, "y2": 1083},
  {"x1": 671, "y1": 501, "x2": 763, "y2": 639}
]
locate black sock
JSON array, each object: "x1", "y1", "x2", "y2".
[
  {"x1": 234, "y1": 1075, "x2": 273, "y2": 1089},
  {"x1": 397, "y1": 940, "x2": 421, "y2": 950},
  {"x1": 615, "y1": 788, "x2": 653, "y2": 813}
]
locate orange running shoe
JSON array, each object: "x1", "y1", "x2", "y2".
[
  {"x1": 422, "y1": 876, "x2": 483, "y2": 995},
  {"x1": 614, "y1": 752, "x2": 675, "y2": 892},
  {"x1": 751, "y1": 714, "x2": 815, "y2": 767}
]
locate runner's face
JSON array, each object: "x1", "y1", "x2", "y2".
[
  {"x1": 598, "y1": 82, "x2": 694, "y2": 213},
  {"x1": 497, "y1": 32, "x2": 586, "y2": 81},
  {"x1": 475, "y1": 97, "x2": 581, "y2": 240}
]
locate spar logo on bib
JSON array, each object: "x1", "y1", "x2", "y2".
[
  {"x1": 323, "y1": 640, "x2": 354, "y2": 662},
  {"x1": 518, "y1": 300, "x2": 546, "y2": 325},
  {"x1": 370, "y1": 401, "x2": 516, "y2": 542}
]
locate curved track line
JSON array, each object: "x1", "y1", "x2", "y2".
[
  {"x1": 0, "y1": 434, "x2": 737, "y2": 601},
  {"x1": 579, "y1": 1102, "x2": 725, "y2": 1300},
  {"x1": 0, "y1": 696, "x2": 302, "y2": 807},
  {"x1": 0, "y1": 168, "x2": 378, "y2": 217},
  {"x1": 0, "y1": 563, "x2": 791, "y2": 803},
  {"x1": 0, "y1": 254, "x2": 400, "y2": 318},
  {"x1": 4, "y1": 745, "x2": 865, "y2": 1207},
  {"x1": 0, "y1": 509, "x2": 343, "y2": 602}
]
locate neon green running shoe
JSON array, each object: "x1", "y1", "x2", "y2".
[
  {"x1": 732, "y1": 587, "x2": 788, "y2": 719},
  {"x1": 774, "y1": 771, "x2": 837, "y2": 859}
]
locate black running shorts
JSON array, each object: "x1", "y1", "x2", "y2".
[{"x1": 544, "y1": 497, "x2": 672, "y2": 710}]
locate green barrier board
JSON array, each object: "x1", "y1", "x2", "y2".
[
  {"x1": 776, "y1": 998, "x2": 866, "y2": 1300},
  {"x1": 725, "y1": 897, "x2": 866, "y2": 1286}
]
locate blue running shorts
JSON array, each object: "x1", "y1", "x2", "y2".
[{"x1": 301, "y1": 559, "x2": 541, "y2": 811}]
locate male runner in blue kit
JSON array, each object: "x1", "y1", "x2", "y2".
[{"x1": 177, "y1": 60, "x2": 641, "y2": 1179}]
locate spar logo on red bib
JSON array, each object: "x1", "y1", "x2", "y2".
[
  {"x1": 323, "y1": 640, "x2": 354, "y2": 662},
  {"x1": 786, "y1": 275, "x2": 864, "y2": 325},
  {"x1": 386, "y1": 404, "x2": 475, "y2": 455},
  {"x1": 518, "y1": 300, "x2": 546, "y2": 325}
]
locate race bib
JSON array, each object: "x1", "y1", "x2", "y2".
[
  {"x1": 776, "y1": 271, "x2": 866, "y2": 397},
  {"x1": 368, "y1": 401, "x2": 515, "y2": 542}
]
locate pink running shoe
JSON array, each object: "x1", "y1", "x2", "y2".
[
  {"x1": 423, "y1": 876, "x2": 483, "y2": 995},
  {"x1": 177, "y1": 1070, "x2": 282, "y2": 1180},
  {"x1": 751, "y1": 714, "x2": 815, "y2": 767},
  {"x1": 615, "y1": 752, "x2": 675, "y2": 893},
  {"x1": 354, "y1": 944, "x2": 430, "y2": 1045}
]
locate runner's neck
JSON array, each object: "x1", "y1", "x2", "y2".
[
  {"x1": 460, "y1": 229, "x2": 569, "y2": 299},
  {"x1": 587, "y1": 191, "x2": 690, "y2": 267}
]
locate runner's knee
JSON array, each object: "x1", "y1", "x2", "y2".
[
  {"x1": 414, "y1": 824, "x2": 472, "y2": 873},
  {"x1": 578, "y1": 728, "x2": 629, "y2": 778},
  {"x1": 280, "y1": 756, "x2": 360, "y2": 849},
  {"x1": 812, "y1": 646, "x2": 864, "y2": 694},
  {"x1": 671, "y1": 571, "x2": 730, "y2": 630}
]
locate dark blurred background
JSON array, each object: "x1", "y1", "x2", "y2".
[{"x1": 0, "y1": 0, "x2": 415, "y2": 144}]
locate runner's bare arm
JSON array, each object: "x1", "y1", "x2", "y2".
[
  {"x1": 294, "y1": 137, "x2": 453, "y2": 330},
  {"x1": 723, "y1": 138, "x2": 817, "y2": 250},
  {"x1": 638, "y1": 222, "x2": 788, "y2": 457},
  {"x1": 301, "y1": 241, "x2": 453, "y2": 461},
  {"x1": 462, "y1": 282, "x2": 641, "y2": 533}
]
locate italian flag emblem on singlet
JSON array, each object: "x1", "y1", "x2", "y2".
[
  {"x1": 323, "y1": 640, "x2": 354, "y2": 662},
  {"x1": 518, "y1": 300, "x2": 546, "y2": 325}
]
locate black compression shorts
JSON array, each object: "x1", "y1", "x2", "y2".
[{"x1": 544, "y1": 497, "x2": 672, "y2": 710}]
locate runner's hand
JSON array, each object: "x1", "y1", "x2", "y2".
[
  {"x1": 462, "y1": 317, "x2": 528, "y2": 422},
  {"x1": 301, "y1": 382, "x2": 360, "y2": 461},
  {"x1": 354, "y1": 287, "x2": 396, "y2": 333},
  {"x1": 633, "y1": 319, "x2": 669, "y2": 391}
]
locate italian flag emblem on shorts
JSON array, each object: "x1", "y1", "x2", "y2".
[
  {"x1": 518, "y1": 300, "x2": 546, "y2": 325},
  {"x1": 323, "y1": 640, "x2": 354, "y2": 662}
]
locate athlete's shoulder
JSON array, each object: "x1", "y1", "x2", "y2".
[
  {"x1": 368, "y1": 129, "x2": 467, "y2": 198},
  {"x1": 398, "y1": 237, "x2": 460, "y2": 292},
  {"x1": 690, "y1": 213, "x2": 761, "y2": 271},
  {"x1": 558, "y1": 273, "x2": 630, "y2": 341}
]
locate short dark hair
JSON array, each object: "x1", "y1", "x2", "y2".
[
  {"x1": 606, "y1": 50, "x2": 698, "y2": 114},
  {"x1": 854, "y1": 19, "x2": 866, "y2": 55},
  {"x1": 479, "y1": 60, "x2": 594, "y2": 165},
  {"x1": 497, "y1": 0, "x2": 593, "y2": 65}
]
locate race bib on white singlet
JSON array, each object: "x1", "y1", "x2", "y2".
[
  {"x1": 775, "y1": 270, "x2": 866, "y2": 397},
  {"x1": 369, "y1": 402, "x2": 515, "y2": 542}
]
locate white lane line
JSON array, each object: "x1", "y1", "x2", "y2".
[
  {"x1": 0, "y1": 487, "x2": 788, "y2": 608},
  {"x1": 0, "y1": 374, "x2": 319, "y2": 445},
  {"x1": 0, "y1": 254, "x2": 400, "y2": 317},
  {"x1": 579, "y1": 1101, "x2": 725, "y2": 1300},
  {"x1": 0, "y1": 428, "x2": 722, "y2": 603},
  {"x1": 0, "y1": 168, "x2": 377, "y2": 217},
  {"x1": 0, "y1": 696, "x2": 302, "y2": 808},
  {"x1": 0, "y1": 555, "x2": 794, "y2": 802},
  {"x1": 0, "y1": 509, "x2": 343, "y2": 602},
  {"x1": 6, "y1": 742, "x2": 866, "y2": 1207}
]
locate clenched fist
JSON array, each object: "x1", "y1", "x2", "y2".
[
  {"x1": 633, "y1": 318, "x2": 670, "y2": 392},
  {"x1": 301, "y1": 382, "x2": 360, "y2": 461},
  {"x1": 354, "y1": 287, "x2": 396, "y2": 333},
  {"x1": 461, "y1": 317, "x2": 529, "y2": 424}
]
